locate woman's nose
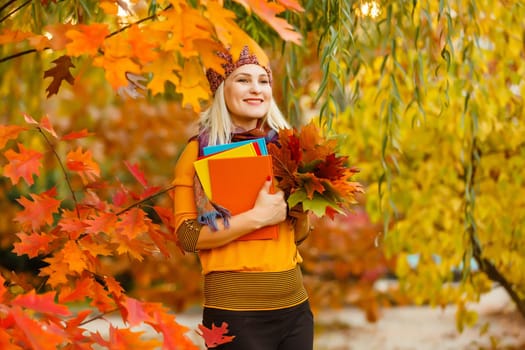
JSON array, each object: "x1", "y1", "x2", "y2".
[{"x1": 249, "y1": 82, "x2": 262, "y2": 93}]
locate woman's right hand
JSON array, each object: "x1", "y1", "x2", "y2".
[{"x1": 251, "y1": 177, "x2": 287, "y2": 227}]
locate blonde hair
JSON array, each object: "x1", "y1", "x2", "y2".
[{"x1": 199, "y1": 83, "x2": 290, "y2": 145}]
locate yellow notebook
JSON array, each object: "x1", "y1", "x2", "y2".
[{"x1": 193, "y1": 142, "x2": 259, "y2": 198}]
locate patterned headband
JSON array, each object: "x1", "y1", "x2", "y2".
[{"x1": 206, "y1": 45, "x2": 273, "y2": 95}]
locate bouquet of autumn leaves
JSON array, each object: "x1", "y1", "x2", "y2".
[{"x1": 268, "y1": 121, "x2": 364, "y2": 219}]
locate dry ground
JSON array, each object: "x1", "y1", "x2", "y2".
[{"x1": 87, "y1": 286, "x2": 525, "y2": 349}]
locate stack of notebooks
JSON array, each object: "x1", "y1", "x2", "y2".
[{"x1": 193, "y1": 138, "x2": 278, "y2": 241}]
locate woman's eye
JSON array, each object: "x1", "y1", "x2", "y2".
[{"x1": 260, "y1": 80, "x2": 269, "y2": 84}]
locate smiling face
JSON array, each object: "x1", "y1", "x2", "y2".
[{"x1": 223, "y1": 64, "x2": 272, "y2": 130}]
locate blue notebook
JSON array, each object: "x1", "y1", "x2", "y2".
[{"x1": 202, "y1": 138, "x2": 268, "y2": 156}]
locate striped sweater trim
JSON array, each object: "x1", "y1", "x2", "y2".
[{"x1": 203, "y1": 266, "x2": 308, "y2": 311}]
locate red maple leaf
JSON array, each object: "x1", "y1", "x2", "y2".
[
  {"x1": 12, "y1": 232, "x2": 53, "y2": 258},
  {"x1": 10, "y1": 307, "x2": 65, "y2": 350},
  {"x1": 197, "y1": 322, "x2": 235, "y2": 348},
  {"x1": 315, "y1": 153, "x2": 348, "y2": 180},
  {"x1": 3, "y1": 143, "x2": 43, "y2": 185},
  {"x1": 12, "y1": 290, "x2": 71, "y2": 316},
  {"x1": 43, "y1": 55, "x2": 75, "y2": 97},
  {"x1": 14, "y1": 189, "x2": 61, "y2": 230}
]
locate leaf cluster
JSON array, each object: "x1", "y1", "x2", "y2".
[
  {"x1": 0, "y1": 115, "x2": 201, "y2": 348},
  {"x1": 268, "y1": 120, "x2": 364, "y2": 218}
]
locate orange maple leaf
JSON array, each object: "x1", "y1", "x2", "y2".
[
  {"x1": 58, "y1": 276, "x2": 95, "y2": 303},
  {"x1": 66, "y1": 147, "x2": 100, "y2": 184},
  {"x1": 89, "y1": 281, "x2": 116, "y2": 312},
  {"x1": 39, "y1": 254, "x2": 70, "y2": 287},
  {"x1": 65, "y1": 23, "x2": 110, "y2": 56},
  {"x1": 0, "y1": 124, "x2": 27, "y2": 149},
  {"x1": 127, "y1": 24, "x2": 158, "y2": 64},
  {"x1": 93, "y1": 34, "x2": 141, "y2": 89},
  {"x1": 44, "y1": 55, "x2": 76, "y2": 97},
  {"x1": 104, "y1": 275, "x2": 124, "y2": 298},
  {"x1": 14, "y1": 189, "x2": 61, "y2": 231},
  {"x1": 12, "y1": 232, "x2": 54, "y2": 258},
  {"x1": 238, "y1": 0, "x2": 303, "y2": 44},
  {"x1": 95, "y1": 326, "x2": 162, "y2": 350},
  {"x1": 3, "y1": 143, "x2": 43, "y2": 185},
  {"x1": 143, "y1": 303, "x2": 197, "y2": 349},
  {"x1": 12, "y1": 290, "x2": 71, "y2": 316},
  {"x1": 197, "y1": 322, "x2": 235, "y2": 348},
  {"x1": 61, "y1": 241, "x2": 89, "y2": 273}
]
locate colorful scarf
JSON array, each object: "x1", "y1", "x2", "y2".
[{"x1": 193, "y1": 125, "x2": 278, "y2": 231}]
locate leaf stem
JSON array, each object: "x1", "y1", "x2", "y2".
[
  {"x1": 115, "y1": 184, "x2": 175, "y2": 216},
  {"x1": 0, "y1": 3, "x2": 173, "y2": 63},
  {"x1": 38, "y1": 127, "x2": 80, "y2": 218}
]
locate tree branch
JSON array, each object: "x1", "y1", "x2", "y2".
[
  {"x1": 0, "y1": 0, "x2": 31, "y2": 24},
  {"x1": 0, "y1": 0, "x2": 19, "y2": 14},
  {"x1": 0, "y1": 3, "x2": 173, "y2": 63}
]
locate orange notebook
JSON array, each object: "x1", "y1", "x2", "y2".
[{"x1": 208, "y1": 155, "x2": 278, "y2": 241}]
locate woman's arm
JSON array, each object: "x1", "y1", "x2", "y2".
[
  {"x1": 195, "y1": 178, "x2": 287, "y2": 250},
  {"x1": 289, "y1": 206, "x2": 312, "y2": 245}
]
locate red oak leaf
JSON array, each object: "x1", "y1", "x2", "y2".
[
  {"x1": 12, "y1": 232, "x2": 53, "y2": 258},
  {"x1": 10, "y1": 307, "x2": 64, "y2": 350},
  {"x1": 3, "y1": 143, "x2": 43, "y2": 185},
  {"x1": 14, "y1": 189, "x2": 61, "y2": 230},
  {"x1": 61, "y1": 128, "x2": 93, "y2": 141},
  {"x1": 66, "y1": 147, "x2": 100, "y2": 184},
  {"x1": 116, "y1": 208, "x2": 149, "y2": 239},
  {"x1": 124, "y1": 161, "x2": 148, "y2": 187},
  {"x1": 0, "y1": 124, "x2": 27, "y2": 149},
  {"x1": 39, "y1": 115, "x2": 58, "y2": 138},
  {"x1": 119, "y1": 296, "x2": 151, "y2": 327},
  {"x1": 12, "y1": 290, "x2": 71, "y2": 316},
  {"x1": 197, "y1": 322, "x2": 235, "y2": 348}
]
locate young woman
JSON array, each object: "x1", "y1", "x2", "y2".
[{"x1": 172, "y1": 46, "x2": 313, "y2": 350}]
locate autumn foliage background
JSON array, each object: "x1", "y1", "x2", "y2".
[{"x1": 1, "y1": 0, "x2": 525, "y2": 348}]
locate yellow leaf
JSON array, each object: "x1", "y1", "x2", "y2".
[
  {"x1": 178, "y1": 57, "x2": 210, "y2": 111},
  {"x1": 144, "y1": 51, "x2": 181, "y2": 95},
  {"x1": 0, "y1": 29, "x2": 32, "y2": 45},
  {"x1": 99, "y1": 0, "x2": 118, "y2": 15}
]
